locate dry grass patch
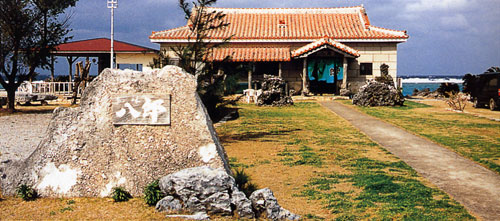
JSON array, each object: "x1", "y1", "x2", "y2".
[
  {"x1": 419, "y1": 99, "x2": 500, "y2": 120},
  {"x1": 224, "y1": 139, "x2": 333, "y2": 218},
  {"x1": 0, "y1": 197, "x2": 166, "y2": 220}
]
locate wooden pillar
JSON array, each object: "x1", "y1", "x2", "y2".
[
  {"x1": 342, "y1": 57, "x2": 348, "y2": 89},
  {"x1": 278, "y1": 62, "x2": 282, "y2": 78},
  {"x1": 248, "y1": 64, "x2": 253, "y2": 90},
  {"x1": 302, "y1": 58, "x2": 308, "y2": 96}
]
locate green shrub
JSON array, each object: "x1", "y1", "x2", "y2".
[
  {"x1": 143, "y1": 180, "x2": 165, "y2": 206},
  {"x1": 233, "y1": 168, "x2": 258, "y2": 197},
  {"x1": 111, "y1": 187, "x2": 132, "y2": 202},
  {"x1": 16, "y1": 184, "x2": 38, "y2": 201},
  {"x1": 59, "y1": 206, "x2": 73, "y2": 213},
  {"x1": 243, "y1": 182, "x2": 258, "y2": 197}
]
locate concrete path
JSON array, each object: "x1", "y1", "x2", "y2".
[{"x1": 320, "y1": 101, "x2": 500, "y2": 221}]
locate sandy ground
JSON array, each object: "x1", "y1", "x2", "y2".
[{"x1": 0, "y1": 113, "x2": 52, "y2": 163}]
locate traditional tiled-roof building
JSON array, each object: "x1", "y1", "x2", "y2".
[{"x1": 150, "y1": 5, "x2": 408, "y2": 94}]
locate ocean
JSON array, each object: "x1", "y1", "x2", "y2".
[{"x1": 400, "y1": 75, "x2": 464, "y2": 96}]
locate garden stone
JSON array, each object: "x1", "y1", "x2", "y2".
[
  {"x1": 165, "y1": 212, "x2": 210, "y2": 220},
  {"x1": 202, "y1": 191, "x2": 232, "y2": 215},
  {"x1": 157, "y1": 166, "x2": 255, "y2": 219},
  {"x1": 257, "y1": 75, "x2": 293, "y2": 106},
  {"x1": 352, "y1": 80, "x2": 404, "y2": 106},
  {"x1": 0, "y1": 66, "x2": 231, "y2": 197},
  {"x1": 340, "y1": 88, "x2": 352, "y2": 97},
  {"x1": 249, "y1": 188, "x2": 300, "y2": 221},
  {"x1": 186, "y1": 196, "x2": 205, "y2": 212},
  {"x1": 156, "y1": 196, "x2": 182, "y2": 212},
  {"x1": 231, "y1": 189, "x2": 255, "y2": 218}
]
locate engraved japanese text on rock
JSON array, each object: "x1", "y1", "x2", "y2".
[{"x1": 112, "y1": 94, "x2": 171, "y2": 125}]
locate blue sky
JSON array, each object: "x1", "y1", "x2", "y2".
[{"x1": 44, "y1": 0, "x2": 500, "y2": 77}]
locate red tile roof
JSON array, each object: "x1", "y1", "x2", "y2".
[
  {"x1": 292, "y1": 38, "x2": 360, "y2": 58},
  {"x1": 55, "y1": 38, "x2": 157, "y2": 53},
  {"x1": 150, "y1": 6, "x2": 408, "y2": 42},
  {"x1": 208, "y1": 47, "x2": 291, "y2": 62}
]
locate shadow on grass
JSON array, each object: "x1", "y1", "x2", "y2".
[
  {"x1": 222, "y1": 128, "x2": 302, "y2": 143},
  {"x1": 211, "y1": 107, "x2": 241, "y2": 124},
  {"x1": 0, "y1": 103, "x2": 70, "y2": 116},
  {"x1": 0, "y1": 108, "x2": 55, "y2": 115}
]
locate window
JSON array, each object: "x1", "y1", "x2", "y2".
[
  {"x1": 117, "y1": 64, "x2": 143, "y2": 71},
  {"x1": 360, "y1": 63, "x2": 373, "y2": 75},
  {"x1": 488, "y1": 78, "x2": 498, "y2": 89},
  {"x1": 168, "y1": 58, "x2": 180, "y2": 66}
]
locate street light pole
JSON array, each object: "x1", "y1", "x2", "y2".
[{"x1": 107, "y1": 0, "x2": 118, "y2": 69}]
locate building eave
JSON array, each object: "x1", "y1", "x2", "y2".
[
  {"x1": 150, "y1": 38, "x2": 408, "y2": 44},
  {"x1": 51, "y1": 51, "x2": 158, "y2": 54}
]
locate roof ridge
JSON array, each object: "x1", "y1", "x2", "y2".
[
  {"x1": 368, "y1": 26, "x2": 408, "y2": 37},
  {"x1": 204, "y1": 5, "x2": 364, "y2": 14},
  {"x1": 151, "y1": 26, "x2": 189, "y2": 37},
  {"x1": 56, "y1": 38, "x2": 158, "y2": 52},
  {"x1": 63, "y1": 37, "x2": 109, "y2": 44},
  {"x1": 291, "y1": 37, "x2": 360, "y2": 58}
]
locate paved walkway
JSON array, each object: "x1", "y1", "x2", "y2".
[{"x1": 321, "y1": 101, "x2": 500, "y2": 221}]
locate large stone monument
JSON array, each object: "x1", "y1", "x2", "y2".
[{"x1": 0, "y1": 66, "x2": 230, "y2": 197}]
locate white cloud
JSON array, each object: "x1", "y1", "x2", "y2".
[
  {"x1": 406, "y1": 0, "x2": 471, "y2": 12},
  {"x1": 440, "y1": 14, "x2": 470, "y2": 29}
]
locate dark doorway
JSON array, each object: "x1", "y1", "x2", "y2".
[{"x1": 307, "y1": 57, "x2": 343, "y2": 94}]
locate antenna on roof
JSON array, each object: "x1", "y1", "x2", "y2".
[{"x1": 107, "y1": 0, "x2": 118, "y2": 69}]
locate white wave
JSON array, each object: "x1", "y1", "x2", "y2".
[{"x1": 401, "y1": 78, "x2": 463, "y2": 84}]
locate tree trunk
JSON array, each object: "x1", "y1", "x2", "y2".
[
  {"x1": 72, "y1": 62, "x2": 82, "y2": 105},
  {"x1": 6, "y1": 85, "x2": 16, "y2": 112}
]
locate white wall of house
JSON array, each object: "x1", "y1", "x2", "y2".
[
  {"x1": 116, "y1": 53, "x2": 158, "y2": 71},
  {"x1": 346, "y1": 42, "x2": 399, "y2": 91}
]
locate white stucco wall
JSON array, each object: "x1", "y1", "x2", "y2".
[
  {"x1": 345, "y1": 42, "x2": 399, "y2": 90},
  {"x1": 116, "y1": 53, "x2": 158, "y2": 71}
]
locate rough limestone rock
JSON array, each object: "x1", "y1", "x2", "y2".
[
  {"x1": 340, "y1": 88, "x2": 353, "y2": 97},
  {"x1": 156, "y1": 196, "x2": 183, "y2": 212},
  {"x1": 165, "y1": 212, "x2": 210, "y2": 220},
  {"x1": 257, "y1": 75, "x2": 293, "y2": 106},
  {"x1": 157, "y1": 166, "x2": 255, "y2": 219},
  {"x1": 0, "y1": 66, "x2": 230, "y2": 197},
  {"x1": 352, "y1": 80, "x2": 404, "y2": 106},
  {"x1": 412, "y1": 88, "x2": 432, "y2": 97},
  {"x1": 249, "y1": 188, "x2": 300, "y2": 221}
]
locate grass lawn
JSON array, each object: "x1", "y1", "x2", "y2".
[
  {"x1": 341, "y1": 100, "x2": 500, "y2": 174},
  {"x1": 217, "y1": 102, "x2": 474, "y2": 220}
]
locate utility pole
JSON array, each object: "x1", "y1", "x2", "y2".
[{"x1": 107, "y1": 0, "x2": 118, "y2": 69}]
